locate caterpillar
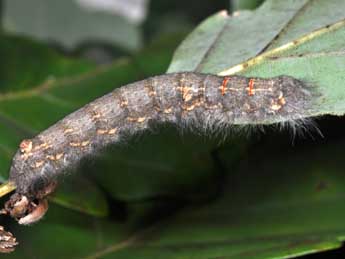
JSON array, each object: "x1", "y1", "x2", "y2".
[{"x1": 1, "y1": 72, "x2": 313, "y2": 247}]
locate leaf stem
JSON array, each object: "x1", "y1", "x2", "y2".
[{"x1": 0, "y1": 182, "x2": 16, "y2": 198}]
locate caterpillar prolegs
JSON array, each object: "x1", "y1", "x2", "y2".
[{"x1": 1, "y1": 72, "x2": 313, "y2": 234}]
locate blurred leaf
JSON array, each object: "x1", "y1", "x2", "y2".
[
  {"x1": 51, "y1": 175, "x2": 109, "y2": 217},
  {"x1": 145, "y1": 0, "x2": 228, "y2": 41},
  {"x1": 231, "y1": 0, "x2": 264, "y2": 10},
  {"x1": 89, "y1": 127, "x2": 218, "y2": 201},
  {"x1": 117, "y1": 141, "x2": 345, "y2": 259},
  {"x1": 3, "y1": 0, "x2": 142, "y2": 51},
  {"x1": 6, "y1": 140, "x2": 345, "y2": 259},
  {"x1": 75, "y1": 0, "x2": 149, "y2": 24},
  {"x1": 148, "y1": 0, "x2": 228, "y2": 24},
  {"x1": 0, "y1": 35, "x2": 94, "y2": 93},
  {"x1": 4, "y1": 205, "x2": 131, "y2": 258}
]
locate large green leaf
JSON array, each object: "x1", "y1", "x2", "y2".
[
  {"x1": 168, "y1": 0, "x2": 345, "y2": 121},
  {"x1": 232, "y1": 21, "x2": 345, "y2": 117},
  {"x1": 50, "y1": 175, "x2": 109, "y2": 217},
  {"x1": 0, "y1": 35, "x2": 94, "y2": 93},
  {"x1": 168, "y1": 0, "x2": 345, "y2": 75},
  {"x1": 113, "y1": 141, "x2": 345, "y2": 259},
  {"x1": 5, "y1": 139, "x2": 345, "y2": 259},
  {"x1": 167, "y1": 0, "x2": 311, "y2": 74},
  {"x1": 231, "y1": 0, "x2": 264, "y2": 10},
  {"x1": 4, "y1": 205, "x2": 130, "y2": 259},
  {"x1": 88, "y1": 127, "x2": 218, "y2": 201}
]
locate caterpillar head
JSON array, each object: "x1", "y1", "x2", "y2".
[{"x1": 2, "y1": 181, "x2": 57, "y2": 225}]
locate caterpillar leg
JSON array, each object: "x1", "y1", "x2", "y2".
[{"x1": 2, "y1": 181, "x2": 57, "y2": 225}]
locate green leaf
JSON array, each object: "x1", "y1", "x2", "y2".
[
  {"x1": 88, "y1": 127, "x2": 218, "y2": 201},
  {"x1": 231, "y1": 0, "x2": 264, "y2": 11},
  {"x1": 233, "y1": 20, "x2": 345, "y2": 118},
  {"x1": 6, "y1": 140, "x2": 345, "y2": 259},
  {"x1": 3, "y1": 205, "x2": 130, "y2": 259},
  {"x1": 168, "y1": 0, "x2": 345, "y2": 120},
  {"x1": 265, "y1": 0, "x2": 345, "y2": 49},
  {"x1": 51, "y1": 175, "x2": 109, "y2": 217},
  {"x1": 168, "y1": 0, "x2": 311, "y2": 74},
  {"x1": 123, "y1": 141, "x2": 345, "y2": 259},
  {"x1": 0, "y1": 35, "x2": 94, "y2": 93}
]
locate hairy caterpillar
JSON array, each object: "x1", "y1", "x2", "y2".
[{"x1": 1, "y1": 72, "x2": 313, "y2": 235}]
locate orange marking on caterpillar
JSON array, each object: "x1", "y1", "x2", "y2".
[
  {"x1": 81, "y1": 141, "x2": 90, "y2": 147},
  {"x1": 92, "y1": 112, "x2": 102, "y2": 120},
  {"x1": 137, "y1": 117, "x2": 146, "y2": 123},
  {"x1": 33, "y1": 161, "x2": 44, "y2": 168},
  {"x1": 220, "y1": 77, "x2": 231, "y2": 96},
  {"x1": 148, "y1": 90, "x2": 156, "y2": 97},
  {"x1": 46, "y1": 155, "x2": 55, "y2": 161},
  {"x1": 163, "y1": 107, "x2": 173, "y2": 114},
  {"x1": 63, "y1": 128, "x2": 74, "y2": 134},
  {"x1": 120, "y1": 99, "x2": 128, "y2": 107},
  {"x1": 127, "y1": 117, "x2": 146, "y2": 123},
  {"x1": 55, "y1": 153, "x2": 64, "y2": 160},
  {"x1": 97, "y1": 129, "x2": 108, "y2": 135},
  {"x1": 19, "y1": 140, "x2": 33, "y2": 154},
  {"x1": 47, "y1": 153, "x2": 64, "y2": 161},
  {"x1": 248, "y1": 79, "x2": 255, "y2": 96},
  {"x1": 182, "y1": 101, "x2": 202, "y2": 111},
  {"x1": 271, "y1": 104, "x2": 282, "y2": 111},
  {"x1": 178, "y1": 85, "x2": 193, "y2": 102},
  {"x1": 69, "y1": 142, "x2": 81, "y2": 147},
  {"x1": 278, "y1": 92, "x2": 286, "y2": 105},
  {"x1": 108, "y1": 128, "x2": 117, "y2": 135},
  {"x1": 279, "y1": 97, "x2": 286, "y2": 105},
  {"x1": 33, "y1": 142, "x2": 50, "y2": 151}
]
